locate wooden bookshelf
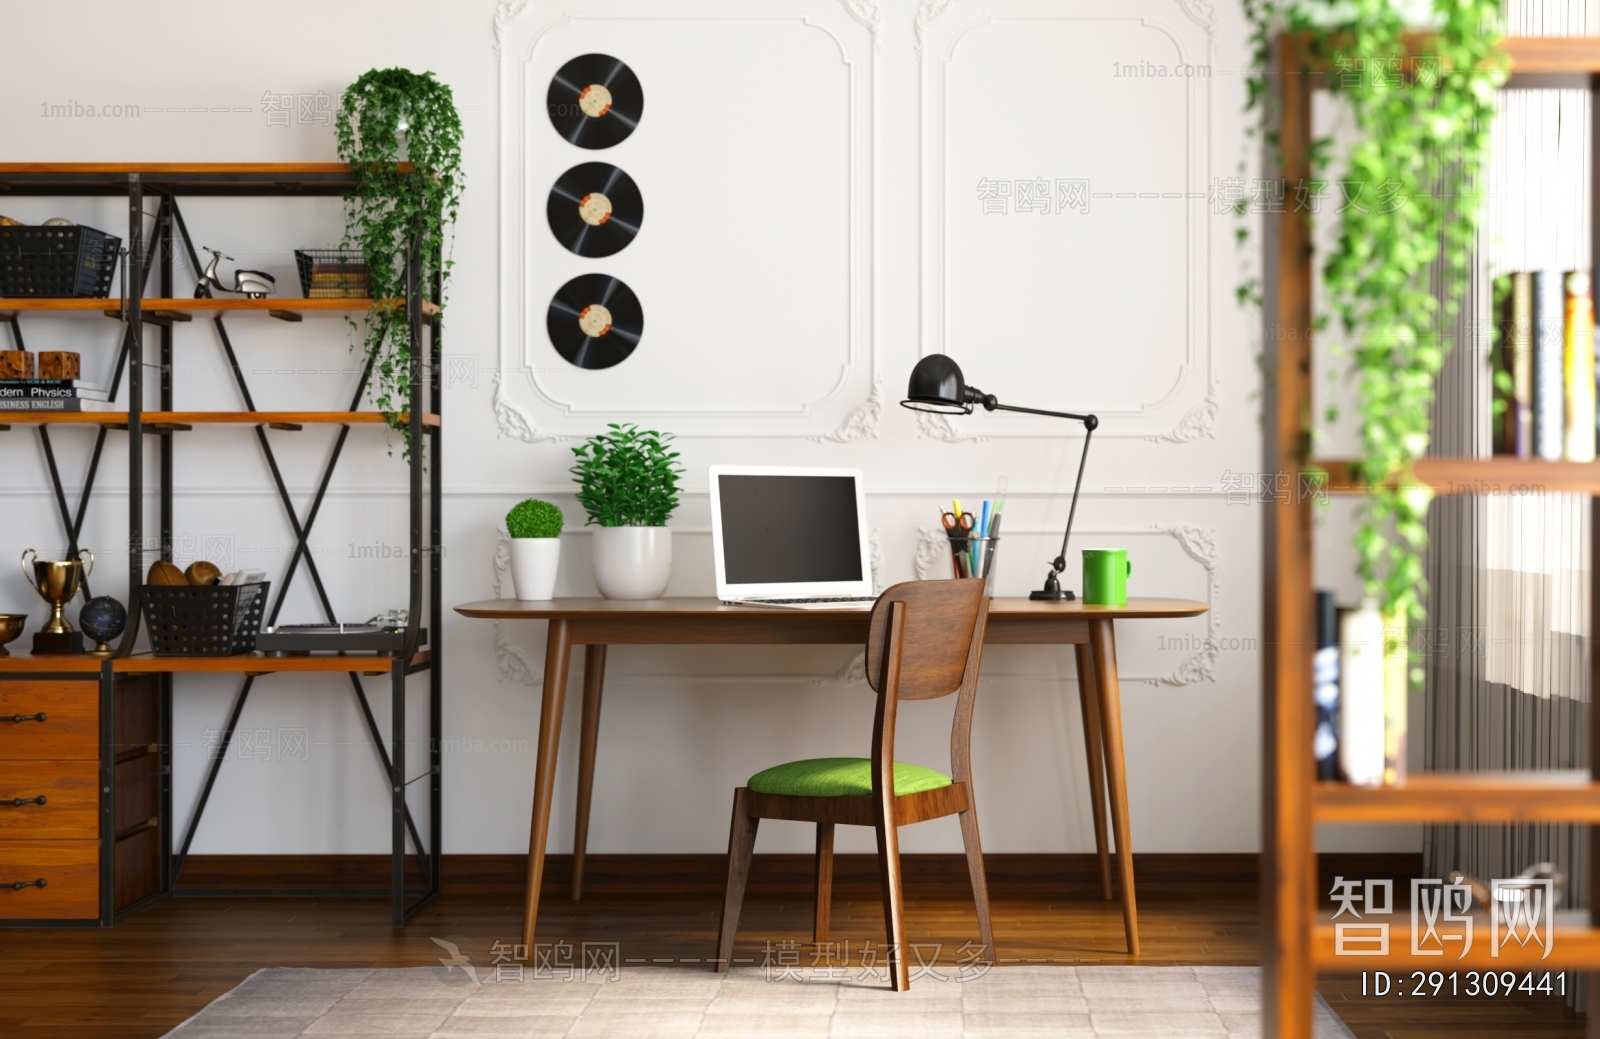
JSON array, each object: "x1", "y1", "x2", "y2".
[
  {"x1": 0, "y1": 163, "x2": 411, "y2": 197},
  {"x1": 1261, "y1": 34, "x2": 1600, "y2": 1038}
]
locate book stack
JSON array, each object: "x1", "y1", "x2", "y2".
[
  {"x1": 1494, "y1": 269, "x2": 1596, "y2": 460},
  {"x1": 0, "y1": 380, "x2": 113, "y2": 411}
]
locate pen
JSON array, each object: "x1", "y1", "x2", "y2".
[{"x1": 979, "y1": 500, "x2": 991, "y2": 539}]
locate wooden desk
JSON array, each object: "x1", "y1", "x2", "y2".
[{"x1": 454, "y1": 596, "x2": 1208, "y2": 957}]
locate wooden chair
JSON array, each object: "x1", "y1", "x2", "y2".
[{"x1": 713, "y1": 578, "x2": 994, "y2": 991}]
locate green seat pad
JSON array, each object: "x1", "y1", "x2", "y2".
[{"x1": 747, "y1": 757, "x2": 952, "y2": 798}]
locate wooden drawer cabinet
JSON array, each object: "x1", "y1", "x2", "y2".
[
  {"x1": 0, "y1": 839, "x2": 99, "y2": 919},
  {"x1": 0, "y1": 671, "x2": 164, "y2": 925},
  {"x1": 0, "y1": 760, "x2": 97, "y2": 838},
  {"x1": 0, "y1": 682, "x2": 97, "y2": 759}
]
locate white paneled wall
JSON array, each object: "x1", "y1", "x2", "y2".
[{"x1": 0, "y1": 0, "x2": 1265, "y2": 855}]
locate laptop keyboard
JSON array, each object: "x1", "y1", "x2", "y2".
[{"x1": 745, "y1": 596, "x2": 878, "y2": 604}]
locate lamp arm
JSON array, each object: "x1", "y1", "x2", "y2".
[
  {"x1": 1051, "y1": 422, "x2": 1094, "y2": 574},
  {"x1": 987, "y1": 402, "x2": 1096, "y2": 424}
]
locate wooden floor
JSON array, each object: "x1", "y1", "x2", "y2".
[{"x1": 0, "y1": 883, "x2": 1582, "y2": 1038}]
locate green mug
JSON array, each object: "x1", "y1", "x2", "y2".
[{"x1": 1082, "y1": 549, "x2": 1131, "y2": 606}]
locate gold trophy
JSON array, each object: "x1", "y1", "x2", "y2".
[{"x1": 22, "y1": 548, "x2": 93, "y2": 655}]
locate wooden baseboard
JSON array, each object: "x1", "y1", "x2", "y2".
[{"x1": 172, "y1": 852, "x2": 1424, "y2": 900}]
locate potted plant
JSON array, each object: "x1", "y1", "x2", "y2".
[
  {"x1": 571, "y1": 424, "x2": 683, "y2": 599},
  {"x1": 336, "y1": 68, "x2": 464, "y2": 455},
  {"x1": 506, "y1": 499, "x2": 564, "y2": 600}
]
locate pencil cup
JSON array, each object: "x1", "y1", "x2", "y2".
[{"x1": 950, "y1": 536, "x2": 999, "y2": 596}]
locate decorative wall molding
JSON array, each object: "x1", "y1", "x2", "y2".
[
  {"x1": 492, "y1": 531, "x2": 540, "y2": 686},
  {"x1": 913, "y1": 0, "x2": 958, "y2": 57},
  {"x1": 1175, "y1": 0, "x2": 1217, "y2": 36},
  {"x1": 916, "y1": 0, "x2": 1216, "y2": 441},
  {"x1": 495, "y1": 2, "x2": 879, "y2": 441},
  {"x1": 1146, "y1": 376, "x2": 1219, "y2": 444}
]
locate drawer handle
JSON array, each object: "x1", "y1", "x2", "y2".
[
  {"x1": 4, "y1": 878, "x2": 46, "y2": 890},
  {"x1": 4, "y1": 796, "x2": 46, "y2": 807},
  {"x1": 5, "y1": 713, "x2": 47, "y2": 724}
]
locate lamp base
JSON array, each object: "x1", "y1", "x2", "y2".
[{"x1": 1029, "y1": 588, "x2": 1076, "y2": 601}]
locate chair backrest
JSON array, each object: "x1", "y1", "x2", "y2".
[{"x1": 865, "y1": 578, "x2": 987, "y2": 700}]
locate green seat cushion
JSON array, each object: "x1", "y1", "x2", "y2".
[{"x1": 747, "y1": 757, "x2": 952, "y2": 798}]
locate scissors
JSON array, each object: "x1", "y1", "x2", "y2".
[{"x1": 941, "y1": 511, "x2": 975, "y2": 536}]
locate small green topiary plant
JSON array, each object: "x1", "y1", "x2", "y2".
[
  {"x1": 506, "y1": 499, "x2": 564, "y2": 539},
  {"x1": 570, "y1": 424, "x2": 683, "y2": 527}
]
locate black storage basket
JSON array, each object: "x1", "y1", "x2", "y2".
[
  {"x1": 143, "y1": 582, "x2": 269, "y2": 656},
  {"x1": 0, "y1": 225, "x2": 120, "y2": 298},
  {"x1": 294, "y1": 248, "x2": 369, "y2": 299}
]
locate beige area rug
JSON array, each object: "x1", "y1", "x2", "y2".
[{"x1": 162, "y1": 964, "x2": 1357, "y2": 1038}]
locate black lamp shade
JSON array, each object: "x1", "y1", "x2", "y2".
[{"x1": 901, "y1": 354, "x2": 970, "y2": 414}]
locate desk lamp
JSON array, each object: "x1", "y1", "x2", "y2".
[{"x1": 900, "y1": 354, "x2": 1097, "y2": 601}]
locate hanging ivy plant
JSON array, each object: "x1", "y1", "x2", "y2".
[
  {"x1": 1240, "y1": 1, "x2": 1507, "y2": 640},
  {"x1": 335, "y1": 68, "x2": 464, "y2": 451}
]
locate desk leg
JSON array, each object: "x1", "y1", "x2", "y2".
[
  {"x1": 523, "y1": 619, "x2": 573, "y2": 948},
  {"x1": 571, "y1": 644, "x2": 607, "y2": 901},
  {"x1": 1089, "y1": 618, "x2": 1139, "y2": 957},
  {"x1": 1073, "y1": 642, "x2": 1114, "y2": 901}
]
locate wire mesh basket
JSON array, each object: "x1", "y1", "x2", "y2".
[
  {"x1": 143, "y1": 581, "x2": 269, "y2": 656},
  {"x1": 294, "y1": 248, "x2": 369, "y2": 299},
  {"x1": 0, "y1": 225, "x2": 120, "y2": 298}
]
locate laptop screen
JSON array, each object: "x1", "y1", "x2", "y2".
[{"x1": 716, "y1": 473, "x2": 864, "y2": 586}]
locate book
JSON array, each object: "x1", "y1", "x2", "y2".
[
  {"x1": 1567, "y1": 271, "x2": 1598, "y2": 462},
  {"x1": 1504, "y1": 272, "x2": 1533, "y2": 457},
  {"x1": 0, "y1": 381, "x2": 109, "y2": 402},
  {"x1": 0, "y1": 397, "x2": 116, "y2": 411},
  {"x1": 1312, "y1": 591, "x2": 1340, "y2": 781},
  {"x1": 1339, "y1": 599, "x2": 1385, "y2": 788},
  {"x1": 1533, "y1": 269, "x2": 1565, "y2": 460}
]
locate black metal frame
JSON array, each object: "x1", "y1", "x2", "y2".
[{"x1": 0, "y1": 167, "x2": 442, "y2": 926}]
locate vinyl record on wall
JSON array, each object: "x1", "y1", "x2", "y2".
[
  {"x1": 547, "y1": 274, "x2": 643, "y2": 370},
  {"x1": 547, "y1": 163, "x2": 643, "y2": 258},
  {"x1": 547, "y1": 54, "x2": 643, "y2": 149}
]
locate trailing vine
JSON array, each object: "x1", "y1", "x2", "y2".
[
  {"x1": 1240, "y1": 1, "x2": 1507, "y2": 637},
  {"x1": 335, "y1": 68, "x2": 463, "y2": 452}
]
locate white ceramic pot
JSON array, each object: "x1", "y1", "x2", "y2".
[
  {"x1": 508, "y1": 537, "x2": 561, "y2": 601},
  {"x1": 592, "y1": 526, "x2": 672, "y2": 600}
]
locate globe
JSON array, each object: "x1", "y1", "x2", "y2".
[{"x1": 79, "y1": 595, "x2": 127, "y2": 654}]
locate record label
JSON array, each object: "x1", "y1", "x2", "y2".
[
  {"x1": 548, "y1": 54, "x2": 643, "y2": 149},
  {"x1": 547, "y1": 162, "x2": 643, "y2": 258},
  {"x1": 548, "y1": 274, "x2": 642, "y2": 370}
]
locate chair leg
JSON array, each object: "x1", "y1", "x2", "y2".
[
  {"x1": 957, "y1": 803, "x2": 995, "y2": 963},
  {"x1": 715, "y1": 787, "x2": 759, "y2": 973},
  {"x1": 874, "y1": 807, "x2": 910, "y2": 991},
  {"x1": 813, "y1": 822, "x2": 835, "y2": 945}
]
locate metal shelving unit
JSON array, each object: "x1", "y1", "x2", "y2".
[{"x1": 0, "y1": 164, "x2": 442, "y2": 926}]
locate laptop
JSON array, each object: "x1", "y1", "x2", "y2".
[{"x1": 710, "y1": 465, "x2": 878, "y2": 610}]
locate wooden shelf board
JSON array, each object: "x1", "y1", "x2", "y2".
[
  {"x1": 0, "y1": 411, "x2": 437, "y2": 427},
  {"x1": 0, "y1": 297, "x2": 376, "y2": 314},
  {"x1": 1501, "y1": 35, "x2": 1600, "y2": 73},
  {"x1": 114, "y1": 652, "x2": 424, "y2": 676},
  {"x1": 0, "y1": 649, "x2": 427, "y2": 676},
  {"x1": 1314, "y1": 913, "x2": 1600, "y2": 970},
  {"x1": 1314, "y1": 772, "x2": 1600, "y2": 823},
  {"x1": 1284, "y1": 34, "x2": 1600, "y2": 75},
  {"x1": 0, "y1": 163, "x2": 413, "y2": 197},
  {"x1": 1314, "y1": 457, "x2": 1600, "y2": 496}
]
